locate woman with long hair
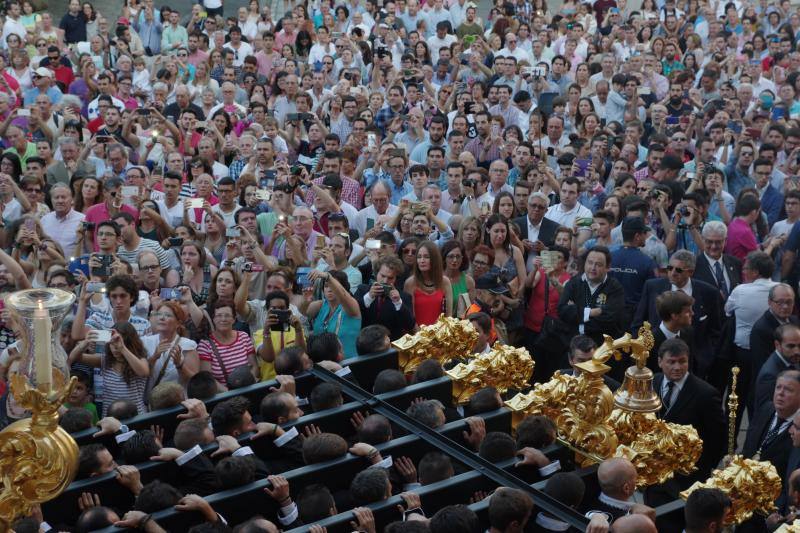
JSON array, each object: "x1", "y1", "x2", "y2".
[
  {"x1": 442, "y1": 240, "x2": 475, "y2": 317},
  {"x1": 198, "y1": 301, "x2": 257, "y2": 388},
  {"x1": 304, "y1": 269, "x2": 361, "y2": 357},
  {"x1": 483, "y1": 214, "x2": 526, "y2": 298},
  {"x1": 404, "y1": 241, "x2": 452, "y2": 327},
  {"x1": 205, "y1": 267, "x2": 249, "y2": 333},
  {"x1": 457, "y1": 216, "x2": 483, "y2": 256},
  {"x1": 470, "y1": 244, "x2": 494, "y2": 281},
  {"x1": 294, "y1": 30, "x2": 313, "y2": 62},
  {"x1": 492, "y1": 191, "x2": 518, "y2": 220},
  {"x1": 188, "y1": 61, "x2": 219, "y2": 104},
  {"x1": 179, "y1": 240, "x2": 218, "y2": 306},
  {"x1": 69, "y1": 322, "x2": 150, "y2": 416},
  {"x1": 143, "y1": 300, "x2": 199, "y2": 390},
  {"x1": 415, "y1": 41, "x2": 432, "y2": 66}
]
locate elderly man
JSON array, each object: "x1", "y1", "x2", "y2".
[
  {"x1": 693, "y1": 221, "x2": 742, "y2": 300},
  {"x1": 40, "y1": 184, "x2": 85, "y2": 258},
  {"x1": 24, "y1": 67, "x2": 62, "y2": 106},
  {"x1": 271, "y1": 206, "x2": 325, "y2": 263},
  {"x1": 751, "y1": 284, "x2": 800, "y2": 379},
  {"x1": 208, "y1": 82, "x2": 247, "y2": 118},
  {"x1": 754, "y1": 324, "x2": 800, "y2": 413},
  {"x1": 47, "y1": 138, "x2": 92, "y2": 184},
  {"x1": 3, "y1": 124, "x2": 37, "y2": 166},
  {"x1": 354, "y1": 181, "x2": 398, "y2": 238},
  {"x1": 163, "y1": 84, "x2": 205, "y2": 121}
]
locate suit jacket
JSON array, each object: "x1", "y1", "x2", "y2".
[
  {"x1": 354, "y1": 284, "x2": 415, "y2": 341},
  {"x1": 649, "y1": 325, "x2": 697, "y2": 374},
  {"x1": 754, "y1": 352, "x2": 797, "y2": 413},
  {"x1": 779, "y1": 447, "x2": 800, "y2": 512},
  {"x1": 632, "y1": 278, "x2": 723, "y2": 375},
  {"x1": 693, "y1": 253, "x2": 742, "y2": 298},
  {"x1": 654, "y1": 373, "x2": 726, "y2": 481},
  {"x1": 743, "y1": 402, "x2": 794, "y2": 480},
  {"x1": 557, "y1": 275, "x2": 626, "y2": 347},
  {"x1": 511, "y1": 215, "x2": 560, "y2": 262},
  {"x1": 750, "y1": 312, "x2": 800, "y2": 373}
]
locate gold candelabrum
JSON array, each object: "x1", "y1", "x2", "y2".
[
  {"x1": 505, "y1": 323, "x2": 703, "y2": 487},
  {"x1": 0, "y1": 289, "x2": 77, "y2": 530},
  {"x1": 679, "y1": 366, "x2": 782, "y2": 525},
  {"x1": 392, "y1": 315, "x2": 478, "y2": 373}
]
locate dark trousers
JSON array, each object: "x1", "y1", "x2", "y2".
[
  {"x1": 733, "y1": 345, "x2": 754, "y2": 435},
  {"x1": 522, "y1": 328, "x2": 567, "y2": 384}
]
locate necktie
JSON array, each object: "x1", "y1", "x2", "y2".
[
  {"x1": 761, "y1": 416, "x2": 787, "y2": 451},
  {"x1": 660, "y1": 381, "x2": 675, "y2": 416},
  {"x1": 713, "y1": 261, "x2": 728, "y2": 298}
]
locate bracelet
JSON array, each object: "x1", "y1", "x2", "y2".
[
  {"x1": 139, "y1": 514, "x2": 152, "y2": 528},
  {"x1": 367, "y1": 449, "x2": 380, "y2": 459}
]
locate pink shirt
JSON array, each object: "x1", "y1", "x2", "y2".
[
  {"x1": 725, "y1": 217, "x2": 758, "y2": 261},
  {"x1": 85, "y1": 203, "x2": 139, "y2": 252}
]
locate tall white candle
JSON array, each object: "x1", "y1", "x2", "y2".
[{"x1": 33, "y1": 302, "x2": 52, "y2": 391}]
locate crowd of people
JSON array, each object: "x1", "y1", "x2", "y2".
[{"x1": 0, "y1": 0, "x2": 798, "y2": 528}]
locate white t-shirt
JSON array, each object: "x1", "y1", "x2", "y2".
[{"x1": 142, "y1": 334, "x2": 198, "y2": 390}]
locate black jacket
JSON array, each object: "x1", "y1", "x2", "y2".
[
  {"x1": 754, "y1": 352, "x2": 797, "y2": 413},
  {"x1": 743, "y1": 402, "x2": 794, "y2": 480},
  {"x1": 632, "y1": 278, "x2": 722, "y2": 376},
  {"x1": 750, "y1": 311, "x2": 800, "y2": 373},
  {"x1": 649, "y1": 325, "x2": 697, "y2": 374},
  {"x1": 557, "y1": 274, "x2": 626, "y2": 346},
  {"x1": 354, "y1": 284, "x2": 416, "y2": 341},
  {"x1": 654, "y1": 373, "x2": 726, "y2": 482},
  {"x1": 693, "y1": 253, "x2": 742, "y2": 298},
  {"x1": 511, "y1": 215, "x2": 560, "y2": 263}
]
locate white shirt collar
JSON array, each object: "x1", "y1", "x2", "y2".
[
  {"x1": 663, "y1": 371, "x2": 689, "y2": 394},
  {"x1": 581, "y1": 273, "x2": 607, "y2": 293},
  {"x1": 659, "y1": 322, "x2": 680, "y2": 339},
  {"x1": 671, "y1": 279, "x2": 692, "y2": 296},
  {"x1": 598, "y1": 492, "x2": 635, "y2": 511},
  {"x1": 535, "y1": 513, "x2": 570, "y2": 531},
  {"x1": 704, "y1": 253, "x2": 721, "y2": 267}
]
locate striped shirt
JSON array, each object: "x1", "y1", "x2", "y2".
[
  {"x1": 117, "y1": 238, "x2": 179, "y2": 270},
  {"x1": 86, "y1": 311, "x2": 152, "y2": 337},
  {"x1": 198, "y1": 331, "x2": 255, "y2": 384}
]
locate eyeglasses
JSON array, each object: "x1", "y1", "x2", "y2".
[
  {"x1": 151, "y1": 312, "x2": 175, "y2": 319},
  {"x1": 636, "y1": 187, "x2": 651, "y2": 192},
  {"x1": 403, "y1": 248, "x2": 418, "y2": 255},
  {"x1": 529, "y1": 204, "x2": 546, "y2": 210},
  {"x1": 472, "y1": 259, "x2": 488, "y2": 266},
  {"x1": 24, "y1": 188, "x2": 42, "y2": 193},
  {"x1": 140, "y1": 264, "x2": 160, "y2": 271},
  {"x1": 97, "y1": 232, "x2": 117, "y2": 238},
  {"x1": 50, "y1": 282, "x2": 69, "y2": 289},
  {"x1": 667, "y1": 265, "x2": 685, "y2": 273},
  {"x1": 772, "y1": 299, "x2": 794, "y2": 307}
]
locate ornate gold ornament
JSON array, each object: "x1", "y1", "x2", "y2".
[
  {"x1": 680, "y1": 367, "x2": 781, "y2": 526},
  {"x1": 505, "y1": 323, "x2": 703, "y2": 484},
  {"x1": 446, "y1": 344, "x2": 534, "y2": 404},
  {"x1": 680, "y1": 455, "x2": 782, "y2": 525},
  {"x1": 393, "y1": 315, "x2": 478, "y2": 373},
  {"x1": 0, "y1": 289, "x2": 78, "y2": 530}
]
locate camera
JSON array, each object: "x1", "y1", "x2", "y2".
[
  {"x1": 679, "y1": 205, "x2": 691, "y2": 217},
  {"x1": 381, "y1": 283, "x2": 394, "y2": 297},
  {"x1": 86, "y1": 282, "x2": 106, "y2": 294},
  {"x1": 168, "y1": 237, "x2": 183, "y2": 248},
  {"x1": 271, "y1": 309, "x2": 291, "y2": 323},
  {"x1": 91, "y1": 254, "x2": 113, "y2": 277},
  {"x1": 462, "y1": 178, "x2": 477, "y2": 189},
  {"x1": 159, "y1": 288, "x2": 181, "y2": 300},
  {"x1": 82, "y1": 221, "x2": 95, "y2": 231},
  {"x1": 243, "y1": 262, "x2": 265, "y2": 273}
]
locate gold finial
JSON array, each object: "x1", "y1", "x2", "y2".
[{"x1": 727, "y1": 366, "x2": 740, "y2": 458}]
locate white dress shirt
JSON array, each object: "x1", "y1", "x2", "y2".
[
  {"x1": 704, "y1": 253, "x2": 731, "y2": 293},
  {"x1": 725, "y1": 278, "x2": 778, "y2": 349},
  {"x1": 671, "y1": 279, "x2": 692, "y2": 297},
  {"x1": 660, "y1": 371, "x2": 689, "y2": 414},
  {"x1": 40, "y1": 209, "x2": 85, "y2": 259}
]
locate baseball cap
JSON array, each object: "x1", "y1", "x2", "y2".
[
  {"x1": 33, "y1": 67, "x2": 52, "y2": 78},
  {"x1": 475, "y1": 274, "x2": 509, "y2": 294},
  {"x1": 621, "y1": 216, "x2": 651, "y2": 234}
]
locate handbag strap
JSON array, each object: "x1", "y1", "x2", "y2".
[
  {"x1": 208, "y1": 337, "x2": 230, "y2": 381},
  {"x1": 152, "y1": 337, "x2": 179, "y2": 390},
  {"x1": 542, "y1": 269, "x2": 551, "y2": 316}
]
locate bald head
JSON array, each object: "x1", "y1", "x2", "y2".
[
  {"x1": 597, "y1": 458, "x2": 637, "y2": 499},
  {"x1": 612, "y1": 514, "x2": 657, "y2": 533}
]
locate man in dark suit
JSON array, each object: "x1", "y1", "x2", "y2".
[
  {"x1": 777, "y1": 415, "x2": 800, "y2": 514},
  {"x1": 649, "y1": 291, "x2": 697, "y2": 374},
  {"x1": 354, "y1": 256, "x2": 415, "y2": 341},
  {"x1": 557, "y1": 246, "x2": 626, "y2": 349},
  {"x1": 693, "y1": 220, "x2": 742, "y2": 301},
  {"x1": 654, "y1": 338, "x2": 725, "y2": 483},
  {"x1": 750, "y1": 284, "x2": 799, "y2": 378},
  {"x1": 633, "y1": 250, "x2": 723, "y2": 381},
  {"x1": 513, "y1": 191, "x2": 560, "y2": 268},
  {"x1": 754, "y1": 324, "x2": 800, "y2": 413},
  {"x1": 743, "y1": 370, "x2": 800, "y2": 487}
]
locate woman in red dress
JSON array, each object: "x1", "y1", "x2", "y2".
[{"x1": 404, "y1": 241, "x2": 453, "y2": 328}]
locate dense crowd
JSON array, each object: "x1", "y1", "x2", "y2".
[{"x1": 0, "y1": 0, "x2": 800, "y2": 529}]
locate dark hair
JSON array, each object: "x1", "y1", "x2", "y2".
[
  {"x1": 543, "y1": 472, "x2": 586, "y2": 509},
  {"x1": 441, "y1": 240, "x2": 469, "y2": 271},
  {"x1": 357, "y1": 413, "x2": 392, "y2": 445},
  {"x1": 134, "y1": 480, "x2": 184, "y2": 513},
  {"x1": 227, "y1": 365, "x2": 257, "y2": 390},
  {"x1": 210, "y1": 396, "x2": 251, "y2": 436},
  {"x1": 516, "y1": 415, "x2": 557, "y2": 449},
  {"x1": 684, "y1": 488, "x2": 731, "y2": 530},
  {"x1": 297, "y1": 484, "x2": 336, "y2": 523},
  {"x1": 259, "y1": 391, "x2": 292, "y2": 423},
  {"x1": 419, "y1": 451, "x2": 454, "y2": 485},
  {"x1": 429, "y1": 505, "x2": 482, "y2": 533},
  {"x1": 656, "y1": 291, "x2": 694, "y2": 322},
  {"x1": 350, "y1": 468, "x2": 390, "y2": 505},
  {"x1": 412, "y1": 359, "x2": 445, "y2": 384},
  {"x1": 466, "y1": 387, "x2": 501, "y2": 415},
  {"x1": 60, "y1": 407, "x2": 93, "y2": 433},
  {"x1": 120, "y1": 430, "x2": 160, "y2": 464},
  {"x1": 488, "y1": 488, "x2": 534, "y2": 531},
  {"x1": 75, "y1": 507, "x2": 116, "y2": 533},
  {"x1": 108, "y1": 322, "x2": 147, "y2": 386},
  {"x1": 373, "y1": 369, "x2": 406, "y2": 394},
  {"x1": 307, "y1": 332, "x2": 341, "y2": 363},
  {"x1": 479, "y1": 431, "x2": 517, "y2": 462},
  {"x1": 584, "y1": 245, "x2": 611, "y2": 268},
  {"x1": 275, "y1": 345, "x2": 307, "y2": 375},
  {"x1": 356, "y1": 324, "x2": 391, "y2": 355},
  {"x1": 302, "y1": 432, "x2": 348, "y2": 464},
  {"x1": 745, "y1": 251, "x2": 775, "y2": 279},
  {"x1": 105, "y1": 274, "x2": 139, "y2": 305},
  {"x1": 658, "y1": 337, "x2": 690, "y2": 359},
  {"x1": 310, "y1": 382, "x2": 343, "y2": 411},
  {"x1": 77, "y1": 443, "x2": 109, "y2": 478},
  {"x1": 216, "y1": 455, "x2": 256, "y2": 489},
  {"x1": 187, "y1": 371, "x2": 218, "y2": 400}
]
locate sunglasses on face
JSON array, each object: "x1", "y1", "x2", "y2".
[{"x1": 667, "y1": 265, "x2": 685, "y2": 273}]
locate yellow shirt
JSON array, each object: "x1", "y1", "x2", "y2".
[{"x1": 255, "y1": 326, "x2": 297, "y2": 381}]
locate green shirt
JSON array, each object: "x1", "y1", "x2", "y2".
[{"x1": 4, "y1": 141, "x2": 37, "y2": 167}]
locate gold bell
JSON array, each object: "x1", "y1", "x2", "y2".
[{"x1": 614, "y1": 363, "x2": 662, "y2": 413}]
